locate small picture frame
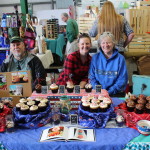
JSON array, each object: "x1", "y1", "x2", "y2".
[
  {"x1": 74, "y1": 85, "x2": 80, "y2": 94},
  {"x1": 70, "y1": 114, "x2": 78, "y2": 125},
  {"x1": 41, "y1": 86, "x2": 48, "y2": 94},
  {"x1": 96, "y1": 85, "x2": 101, "y2": 93},
  {"x1": 59, "y1": 85, "x2": 65, "y2": 94}
]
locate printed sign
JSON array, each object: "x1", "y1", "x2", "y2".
[
  {"x1": 41, "y1": 86, "x2": 48, "y2": 94},
  {"x1": 96, "y1": 85, "x2": 101, "y2": 93},
  {"x1": 70, "y1": 114, "x2": 78, "y2": 125},
  {"x1": 74, "y1": 85, "x2": 80, "y2": 94},
  {"x1": 59, "y1": 85, "x2": 65, "y2": 94}
]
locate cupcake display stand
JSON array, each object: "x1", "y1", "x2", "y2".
[
  {"x1": 78, "y1": 104, "x2": 114, "y2": 128},
  {"x1": 115, "y1": 102, "x2": 150, "y2": 130},
  {"x1": 13, "y1": 104, "x2": 51, "y2": 129}
]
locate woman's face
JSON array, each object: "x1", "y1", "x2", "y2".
[
  {"x1": 100, "y1": 37, "x2": 114, "y2": 55},
  {"x1": 78, "y1": 37, "x2": 91, "y2": 55}
]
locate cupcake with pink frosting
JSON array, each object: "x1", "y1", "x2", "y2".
[
  {"x1": 82, "y1": 101, "x2": 90, "y2": 111},
  {"x1": 50, "y1": 83, "x2": 59, "y2": 93},
  {"x1": 103, "y1": 97, "x2": 112, "y2": 108},
  {"x1": 90, "y1": 102, "x2": 99, "y2": 113},
  {"x1": 99, "y1": 102, "x2": 108, "y2": 112}
]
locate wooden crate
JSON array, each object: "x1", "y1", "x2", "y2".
[
  {"x1": 126, "y1": 9, "x2": 150, "y2": 34},
  {"x1": 127, "y1": 34, "x2": 150, "y2": 52},
  {"x1": 136, "y1": 1, "x2": 150, "y2": 9},
  {"x1": 78, "y1": 17, "x2": 96, "y2": 33}
]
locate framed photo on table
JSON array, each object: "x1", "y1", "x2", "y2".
[{"x1": 0, "y1": 71, "x2": 32, "y2": 106}]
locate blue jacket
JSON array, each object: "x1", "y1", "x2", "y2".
[{"x1": 89, "y1": 49, "x2": 128, "y2": 95}]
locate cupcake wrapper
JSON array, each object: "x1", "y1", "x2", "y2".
[
  {"x1": 135, "y1": 109, "x2": 144, "y2": 114},
  {"x1": 145, "y1": 109, "x2": 150, "y2": 114},
  {"x1": 21, "y1": 110, "x2": 29, "y2": 115},
  {"x1": 51, "y1": 89, "x2": 58, "y2": 93},
  {"x1": 30, "y1": 109, "x2": 39, "y2": 115},
  {"x1": 127, "y1": 107, "x2": 135, "y2": 112},
  {"x1": 85, "y1": 88, "x2": 92, "y2": 93},
  {"x1": 90, "y1": 108, "x2": 99, "y2": 113},
  {"x1": 99, "y1": 107, "x2": 107, "y2": 112},
  {"x1": 39, "y1": 106, "x2": 46, "y2": 112},
  {"x1": 35, "y1": 89, "x2": 41, "y2": 93},
  {"x1": 67, "y1": 88, "x2": 74, "y2": 93}
]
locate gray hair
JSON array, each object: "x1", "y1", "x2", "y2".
[
  {"x1": 61, "y1": 12, "x2": 68, "y2": 18},
  {"x1": 98, "y1": 32, "x2": 116, "y2": 46}
]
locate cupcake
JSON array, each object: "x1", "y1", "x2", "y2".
[
  {"x1": 41, "y1": 98, "x2": 49, "y2": 106},
  {"x1": 130, "y1": 95, "x2": 137, "y2": 101},
  {"x1": 98, "y1": 95, "x2": 105, "y2": 102},
  {"x1": 81, "y1": 96, "x2": 89, "y2": 103},
  {"x1": 12, "y1": 75, "x2": 20, "y2": 83},
  {"x1": 85, "y1": 83, "x2": 92, "y2": 93},
  {"x1": 135, "y1": 104, "x2": 144, "y2": 114},
  {"x1": 87, "y1": 94, "x2": 94, "y2": 101},
  {"x1": 19, "y1": 98, "x2": 27, "y2": 104},
  {"x1": 16, "y1": 103, "x2": 25, "y2": 111},
  {"x1": 35, "y1": 84, "x2": 42, "y2": 93},
  {"x1": 0, "y1": 103, "x2": 4, "y2": 113},
  {"x1": 146, "y1": 96, "x2": 150, "y2": 101},
  {"x1": 27, "y1": 100, "x2": 35, "y2": 107},
  {"x1": 127, "y1": 101, "x2": 135, "y2": 112},
  {"x1": 38, "y1": 102, "x2": 47, "y2": 112},
  {"x1": 66, "y1": 82, "x2": 74, "y2": 93},
  {"x1": 19, "y1": 74, "x2": 24, "y2": 82},
  {"x1": 35, "y1": 97, "x2": 42, "y2": 105},
  {"x1": 99, "y1": 102, "x2": 108, "y2": 112},
  {"x1": 29, "y1": 105, "x2": 39, "y2": 115},
  {"x1": 23, "y1": 76, "x2": 28, "y2": 82},
  {"x1": 145, "y1": 103, "x2": 150, "y2": 114},
  {"x1": 138, "y1": 94, "x2": 146, "y2": 100},
  {"x1": 20, "y1": 105, "x2": 29, "y2": 115},
  {"x1": 90, "y1": 102, "x2": 99, "y2": 113},
  {"x1": 50, "y1": 83, "x2": 59, "y2": 93},
  {"x1": 82, "y1": 101, "x2": 90, "y2": 111},
  {"x1": 137, "y1": 99, "x2": 147, "y2": 105},
  {"x1": 91, "y1": 98, "x2": 100, "y2": 104},
  {"x1": 125, "y1": 98, "x2": 130, "y2": 104},
  {"x1": 116, "y1": 115, "x2": 125, "y2": 127},
  {"x1": 103, "y1": 97, "x2": 112, "y2": 108}
]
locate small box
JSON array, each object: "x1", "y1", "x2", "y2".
[{"x1": 132, "y1": 75, "x2": 150, "y2": 96}]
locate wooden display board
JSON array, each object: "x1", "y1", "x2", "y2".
[{"x1": 0, "y1": 71, "x2": 32, "y2": 106}]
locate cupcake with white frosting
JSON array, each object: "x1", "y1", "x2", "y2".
[{"x1": 85, "y1": 83, "x2": 92, "y2": 93}]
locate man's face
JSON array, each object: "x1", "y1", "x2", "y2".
[
  {"x1": 61, "y1": 15, "x2": 68, "y2": 22},
  {"x1": 10, "y1": 41, "x2": 25, "y2": 58}
]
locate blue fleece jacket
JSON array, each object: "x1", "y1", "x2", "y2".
[{"x1": 89, "y1": 49, "x2": 128, "y2": 95}]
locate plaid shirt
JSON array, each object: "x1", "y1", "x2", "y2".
[{"x1": 56, "y1": 51, "x2": 91, "y2": 85}]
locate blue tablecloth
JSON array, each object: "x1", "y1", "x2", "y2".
[
  {"x1": 0, "y1": 98, "x2": 140, "y2": 150},
  {"x1": 45, "y1": 34, "x2": 66, "y2": 60}
]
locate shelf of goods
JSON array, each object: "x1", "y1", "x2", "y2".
[
  {"x1": 45, "y1": 19, "x2": 59, "y2": 39},
  {"x1": 78, "y1": 17, "x2": 96, "y2": 33},
  {"x1": 136, "y1": 1, "x2": 150, "y2": 9}
]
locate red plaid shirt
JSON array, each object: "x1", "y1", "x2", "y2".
[{"x1": 56, "y1": 51, "x2": 91, "y2": 85}]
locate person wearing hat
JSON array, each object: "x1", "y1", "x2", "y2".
[{"x1": 0, "y1": 36, "x2": 46, "y2": 90}]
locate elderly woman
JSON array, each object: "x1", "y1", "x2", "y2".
[{"x1": 89, "y1": 32, "x2": 128, "y2": 96}]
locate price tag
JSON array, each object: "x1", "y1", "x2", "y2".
[
  {"x1": 96, "y1": 85, "x2": 101, "y2": 93},
  {"x1": 41, "y1": 86, "x2": 48, "y2": 94},
  {"x1": 70, "y1": 114, "x2": 78, "y2": 125},
  {"x1": 59, "y1": 85, "x2": 65, "y2": 94},
  {"x1": 74, "y1": 85, "x2": 80, "y2": 94}
]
